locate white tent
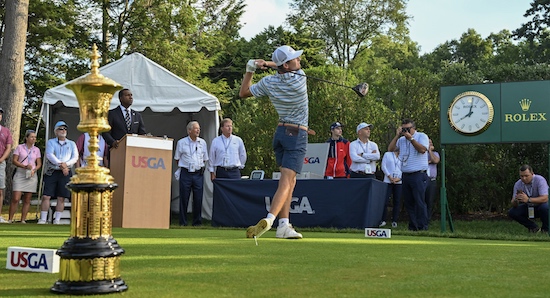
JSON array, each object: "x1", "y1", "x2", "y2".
[{"x1": 42, "y1": 52, "x2": 221, "y2": 220}]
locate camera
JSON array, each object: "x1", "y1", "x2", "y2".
[{"x1": 401, "y1": 127, "x2": 411, "y2": 133}]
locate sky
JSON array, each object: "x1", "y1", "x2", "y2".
[{"x1": 240, "y1": 0, "x2": 533, "y2": 54}]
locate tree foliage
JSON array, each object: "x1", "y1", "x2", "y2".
[
  {"x1": 287, "y1": 0, "x2": 408, "y2": 67},
  {"x1": 513, "y1": 0, "x2": 550, "y2": 64}
]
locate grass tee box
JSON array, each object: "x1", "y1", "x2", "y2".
[{"x1": 6, "y1": 246, "x2": 60, "y2": 273}]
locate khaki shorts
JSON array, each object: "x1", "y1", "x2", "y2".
[{"x1": 0, "y1": 161, "x2": 6, "y2": 189}]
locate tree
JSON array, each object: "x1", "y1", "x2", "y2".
[
  {"x1": 0, "y1": 0, "x2": 29, "y2": 204},
  {"x1": 513, "y1": 0, "x2": 550, "y2": 64},
  {"x1": 287, "y1": 0, "x2": 408, "y2": 68}
]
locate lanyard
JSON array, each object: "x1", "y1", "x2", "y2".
[
  {"x1": 187, "y1": 137, "x2": 199, "y2": 161},
  {"x1": 392, "y1": 152, "x2": 400, "y2": 170},
  {"x1": 55, "y1": 139, "x2": 68, "y2": 160},
  {"x1": 360, "y1": 140, "x2": 369, "y2": 154},
  {"x1": 523, "y1": 182, "x2": 533, "y2": 197},
  {"x1": 222, "y1": 135, "x2": 232, "y2": 153},
  {"x1": 397, "y1": 137, "x2": 411, "y2": 163}
]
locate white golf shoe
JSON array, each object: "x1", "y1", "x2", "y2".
[{"x1": 276, "y1": 223, "x2": 303, "y2": 239}]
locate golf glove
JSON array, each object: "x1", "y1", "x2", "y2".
[{"x1": 246, "y1": 60, "x2": 257, "y2": 73}]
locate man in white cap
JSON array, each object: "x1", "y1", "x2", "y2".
[
  {"x1": 239, "y1": 45, "x2": 307, "y2": 240},
  {"x1": 38, "y1": 120, "x2": 78, "y2": 224},
  {"x1": 349, "y1": 122, "x2": 380, "y2": 179},
  {"x1": 0, "y1": 107, "x2": 13, "y2": 223}
]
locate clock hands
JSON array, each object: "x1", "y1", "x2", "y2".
[
  {"x1": 457, "y1": 105, "x2": 474, "y2": 122},
  {"x1": 466, "y1": 104, "x2": 473, "y2": 116}
]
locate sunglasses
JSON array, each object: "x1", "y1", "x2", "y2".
[{"x1": 56, "y1": 127, "x2": 67, "y2": 131}]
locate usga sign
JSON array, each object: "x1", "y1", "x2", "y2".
[
  {"x1": 365, "y1": 228, "x2": 392, "y2": 238},
  {"x1": 6, "y1": 246, "x2": 60, "y2": 273}
]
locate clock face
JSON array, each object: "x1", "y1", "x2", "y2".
[{"x1": 448, "y1": 91, "x2": 494, "y2": 135}]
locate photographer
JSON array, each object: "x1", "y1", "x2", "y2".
[
  {"x1": 388, "y1": 118, "x2": 429, "y2": 231},
  {"x1": 508, "y1": 165, "x2": 549, "y2": 233}
]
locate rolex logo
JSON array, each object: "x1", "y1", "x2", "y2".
[{"x1": 519, "y1": 98, "x2": 531, "y2": 111}]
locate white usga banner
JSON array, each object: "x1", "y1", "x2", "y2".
[
  {"x1": 365, "y1": 228, "x2": 392, "y2": 238},
  {"x1": 6, "y1": 246, "x2": 60, "y2": 273}
]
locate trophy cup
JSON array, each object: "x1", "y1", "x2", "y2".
[{"x1": 51, "y1": 44, "x2": 128, "y2": 294}]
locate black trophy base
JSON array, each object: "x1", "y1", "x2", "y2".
[{"x1": 51, "y1": 278, "x2": 128, "y2": 295}]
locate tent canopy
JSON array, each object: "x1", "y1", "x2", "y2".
[{"x1": 43, "y1": 52, "x2": 220, "y2": 112}]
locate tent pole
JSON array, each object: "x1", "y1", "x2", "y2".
[{"x1": 34, "y1": 103, "x2": 48, "y2": 220}]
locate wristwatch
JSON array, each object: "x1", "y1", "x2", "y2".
[
  {"x1": 528, "y1": 197, "x2": 531, "y2": 203},
  {"x1": 409, "y1": 137, "x2": 415, "y2": 142}
]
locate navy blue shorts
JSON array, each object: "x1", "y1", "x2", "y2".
[
  {"x1": 273, "y1": 126, "x2": 307, "y2": 173},
  {"x1": 43, "y1": 170, "x2": 72, "y2": 199}
]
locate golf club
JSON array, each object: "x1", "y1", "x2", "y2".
[{"x1": 263, "y1": 65, "x2": 369, "y2": 97}]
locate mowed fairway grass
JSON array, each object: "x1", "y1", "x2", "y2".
[{"x1": 1, "y1": 224, "x2": 550, "y2": 297}]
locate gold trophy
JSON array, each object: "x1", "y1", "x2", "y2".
[{"x1": 51, "y1": 44, "x2": 128, "y2": 294}]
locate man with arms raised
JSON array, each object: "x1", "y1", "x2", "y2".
[
  {"x1": 239, "y1": 45, "x2": 307, "y2": 239},
  {"x1": 388, "y1": 118, "x2": 429, "y2": 231}
]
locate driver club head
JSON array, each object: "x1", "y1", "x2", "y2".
[{"x1": 352, "y1": 83, "x2": 369, "y2": 97}]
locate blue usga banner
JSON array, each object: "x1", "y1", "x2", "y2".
[{"x1": 212, "y1": 178, "x2": 387, "y2": 229}]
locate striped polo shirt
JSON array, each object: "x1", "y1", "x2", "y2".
[
  {"x1": 249, "y1": 69, "x2": 308, "y2": 127},
  {"x1": 396, "y1": 131, "x2": 429, "y2": 173}
]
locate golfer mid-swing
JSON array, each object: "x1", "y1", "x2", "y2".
[{"x1": 239, "y1": 45, "x2": 308, "y2": 239}]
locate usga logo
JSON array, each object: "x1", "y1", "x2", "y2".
[
  {"x1": 265, "y1": 196, "x2": 315, "y2": 214},
  {"x1": 365, "y1": 228, "x2": 391, "y2": 238},
  {"x1": 303, "y1": 157, "x2": 321, "y2": 164},
  {"x1": 6, "y1": 247, "x2": 60, "y2": 273},
  {"x1": 131, "y1": 156, "x2": 166, "y2": 169}
]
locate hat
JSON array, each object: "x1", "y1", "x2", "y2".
[
  {"x1": 54, "y1": 120, "x2": 68, "y2": 130},
  {"x1": 272, "y1": 45, "x2": 303, "y2": 66},
  {"x1": 330, "y1": 122, "x2": 343, "y2": 130},
  {"x1": 0, "y1": 107, "x2": 4, "y2": 113},
  {"x1": 356, "y1": 122, "x2": 373, "y2": 133}
]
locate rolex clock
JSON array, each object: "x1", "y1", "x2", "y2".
[{"x1": 448, "y1": 91, "x2": 494, "y2": 135}]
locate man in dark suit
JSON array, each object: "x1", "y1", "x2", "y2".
[{"x1": 103, "y1": 88, "x2": 146, "y2": 149}]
